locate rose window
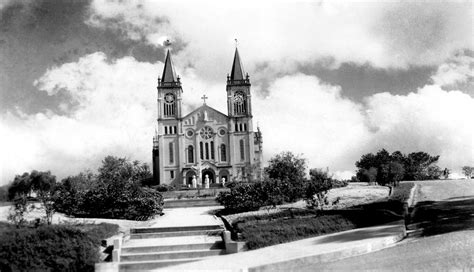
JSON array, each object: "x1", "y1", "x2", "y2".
[{"x1": 200, "y1": 126, "x2": 214, "y2": 139}]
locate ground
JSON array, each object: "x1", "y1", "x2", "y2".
[{"x1": 305, "y1": 179, "x2": 474, "y2": 271}]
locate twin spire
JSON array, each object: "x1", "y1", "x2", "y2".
[{"x1": 160, "y1": 47, "x2": 246, "y2": 84}]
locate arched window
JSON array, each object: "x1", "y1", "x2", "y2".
[
  {"x1": 164, "y1": 93, "x2": 176, "y2": 117},
  {"x1": 235, "y1": 123, "x2": 238, "y2": 132},
  {"x1": 239, "y1": 123, "x2": 243, "y2": 132},
  {"x1": 169, "y1": 142, "x2": 174, "y2": 163},
  {"x1": 188, "y1": 145, "x2": 194, "y2": 163},
  {"x1": 221, "y1": 144, "x2": 226, "y2": 162},
  {"x1": 164, "y1": 126, "x2": 168, "y2": 135},
  {"x1": 244, "y1": 123, "x2": 247, "y2": 131},
  {"x1": 210, "y1": 141, "x2": 215, "y2": 160},
  {"x1": 233, "y1": 91, "x2": 246, "y2": 115},
  {"x1": 239, "y1": 139, "x2": 245, "y2": 161},
  {"x1": 205, "y1": 142, "x2": 209, "y2": 160},
  {"x1": 200, "y1": 142, "x2": 204, "y2": 160}
]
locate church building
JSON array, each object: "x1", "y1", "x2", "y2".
[{"x1": 152, "y1": 48, "x2": 263, "y2": 187}]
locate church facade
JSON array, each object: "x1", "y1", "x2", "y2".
[{"x1": 152, "y1": 48, "x2": 263, "y2": 187}]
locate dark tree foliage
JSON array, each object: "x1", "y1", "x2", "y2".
[
  {"x1": 54, "y1": 156, "x2": 162, "y2": 220},
  {"x1": 305, "y1": 169, "x2": 333, "y2": 210},
  {"x1": 356, "y1": 149, "x2": 441, "y2": 185},
  {"x1": 0, "y1": 225, "x2": 99, "y2": 272},
  {"x1": 7, "y1": 171, "x2": 58, "y2": 225},
  {"x1": 264, "y1": 151, "x2": 307, "y2": 202}
]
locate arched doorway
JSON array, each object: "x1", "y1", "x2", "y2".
[
  {"x1": 185, "y1": 170, "x2": 196, "y2": 187},
  {"x1": 219, "y1": 169, "x2": 230, "y2": 184},
  {"x1": 201, "y1": 168, "x2": 215, "y2": 185}
]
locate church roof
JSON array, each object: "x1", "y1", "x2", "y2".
[
  {"x1": 230, "y1": 48, "x2": 245, "y2": 81},
  {"x1": 182, "y1": 104, "x2": 228, "y2": 120},
  {"x1": 161, "y1": 50, "x2": 178, "y2": 83}
]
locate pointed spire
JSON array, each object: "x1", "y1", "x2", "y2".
[
  {"x1": 162, "y1": 49, "x2": 178, "y2": 83},
  {"x1": 230, "y1": 47, "x2": 245, "y2": 81}
]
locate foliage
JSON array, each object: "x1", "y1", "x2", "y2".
[
  {"x1": 264, "y1": 151, "x2": 307, "y2": 202},
  {"x1": 233, "y1": 209, "x2": 400, "y2": 250},
  {"x1": 155, "y1": 184, "x2": 174, "y2": 192},
  {"x1": 7, "y1": 195, "x2": 32, "y2": 228},
  {"x1": 0, "y1": 184, "x2": 9, "y2": 202},
  {"x1": 54, "y1": 156, "x2": 163, "y2": 220},
  {"x1": 461, "y1": 166, "x2": 473, "y2": 178},
  {"x1": 304, "y1": 169, "x2": 333, "y2": 210},
  {"x1": 0, "y1": 225, "x2": 100, "y2": 272},
  {"x1": 331, "y1": 179, "x2": 349, "y2": 188},
  {"x1": 7, "y1": 171, "x2": 58, "y2": 225},
  {"x1": 356, "y1": 149, "x2": 441, "y2": 185}
]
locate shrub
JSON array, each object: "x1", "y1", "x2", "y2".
[
  {"x1": 305, "y1": 169, "x2": 333, "y2": 210},
  {"x1": 331, "y1": 179, "x2": 349, "y2": 188},
  {"x1": 216, "y1": 183, "x2": 266, "y2": 213},
  {"x1": 0, "y1": 225, "x2": 100, "y2": 272},
  {"x1": 155, "y1": 184, "x2": 173, "y2": 192}
]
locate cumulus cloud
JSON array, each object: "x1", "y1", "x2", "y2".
[
  {"x1": 431, "y1": 53, "x2": 474, "y2": 87},
  {"x1": 87, "y1": 0, "x2": 472, "y2": 80},
  {"x1": 1, "y1": 51, "x2": 472, "y2": 185}
]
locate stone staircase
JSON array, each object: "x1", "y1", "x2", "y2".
[{"x1": 117, "y1": 224, "x2": 227, "y2": 271}]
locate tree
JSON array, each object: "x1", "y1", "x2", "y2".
[
  {"x1": 30, "y1": 171, "x2": 57, "y2": 225},
  {"x1": 357, "y1": 167, "x2": 378, "y2": 185},
  {"x1": 405, "y1": 152, "x2": 440, "y2": 180},
  {"x1": 462, "y1": 166, "x2": 473, "y2": 179},
  {"x1": 7, "y1": 173, "x2": 33, "y2": 227},
  {"x1": 305, "y1": 169, "x2": 333, "y2": 210},
  {"x1": 264, "y1": 151, "x2": 307, "y2": 202},
  {"x1": 387, "y1": 162, "x2": 405, "y2": 186}
]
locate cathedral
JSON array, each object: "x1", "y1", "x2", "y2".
[{"x1": 152, "y1": 48, "x2": 263, "y2": 187}]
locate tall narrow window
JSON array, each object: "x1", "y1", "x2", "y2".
[
  {"x1": 205, "y1": 143, "x2": 209, "y2": 160},
  {"x1": 235, "y1": 123, "x2": 238, "y2": 132},
  {"x1": 164, "y1": 93, "x2": 176, "y2": 117},
  {"x1": 210, "y1": 141, "x2": 215, "y2": 160},
  {"x1": 169, "y1": 142, "x2": 174, "y2": 163},
  {"x1": 244, "y1": 123, "x2": 247, "y2": 131},
  {"x1": 200, "y1": 142, "x2": 204, "y2": 159},
  {"x1": 220, "y1": 144, "x2": 226, "y2": 162},
  {"x1": 174, "y1": 126, "x2": 177, "y2": 134},
  {"x1": 170, "y1": 170, "x2": 174, "y2": 179},
  {"x1": 239, "y1": 123, "x2": 243, "y2": 132},
  {"x1": 240, "y1": 139, "x2": 245, "y2": 161},
  {"x1": 165, "y1": 126, "x2": 168, "y2": 135},
  {"x1": 188, "y1": 145, "x2": 194, "y2": 163}
]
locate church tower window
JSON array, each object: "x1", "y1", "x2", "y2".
[
  {"x1": 188, "y1": 145, "x2": 194, "y2": 163},
  {"x1": 205, "y1": 143, "x2": 209, "y2": 160},
  {"x1": 221, "y1": 144, "x2": 226, "y2": 162},
  {"x1": 240, "y1": 139, "x2": 245, "y2": 161},
  {"x1": 164, "y1": 93, "x2": 176, "y2": 117},
  {"x1": 169, "y1": 142, "x2": 174, "y2": 163},
  {"x1": 233, "y1": 91, "x2": 246, "y2": 115}
]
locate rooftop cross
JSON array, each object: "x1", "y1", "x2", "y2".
[{"x1": 201, "y1": 94, "x2": 208, "y2": 104}]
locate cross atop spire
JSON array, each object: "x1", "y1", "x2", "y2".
[
  {"x1": 230, "y1": 47, "x2": 245, "y2": 81},
  {"x1": 161, "y1": 49, "x2": 178, "y2": 83}
]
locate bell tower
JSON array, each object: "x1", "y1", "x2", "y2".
[
  {"x1": 153, "y1": 49, "x2": 183, "y2": 185},
  {"x1": 227, "y1": 48, "x2": 252, "y2": 117}
]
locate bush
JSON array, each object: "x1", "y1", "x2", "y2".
[
  {"x1": 389, "y1": 182, "x2": 415, "y2": 203},
  {"x1": 305, "y1": 169, "x2": 333, "y2": 210},
  {"x1": 331, "y1": 179, "x2": 349, "y2": 188},
  {"x1": 155, "y1": 184, "x2": 174, "y2": 192},
  {"x1": 0, "y1": 225, "x2": 100, "y2": 272}
]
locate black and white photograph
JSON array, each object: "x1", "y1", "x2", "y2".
[{"x1": 0, "y1": 0, "x2": 472, "y2": 271}]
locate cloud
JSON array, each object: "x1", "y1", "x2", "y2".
[
  {"x1": 431, "y1": 53, "x2": 474, "y2": 87},
  {"x1": 87, "y1": 0, "x2": 472, "y2": 81},
  {"x1": 2, "y1": 51, "x2": 472, "y2": 185}
]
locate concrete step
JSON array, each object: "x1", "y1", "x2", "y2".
[
  {"x1": 119, "y1": 258, "x2": 201, "y2": 271},
  {"x1": 130, "y1": 229, "x2": 223, "y2": 239},
  {"x1": 121, "y1": 248, "x2": 226, "y2": 262},
  {"x1": 122, "y1": 241, "x2": 225, "y2": 254},
  {"x1": 131, "y1": 224, "x2": 223, "y2": 234}
]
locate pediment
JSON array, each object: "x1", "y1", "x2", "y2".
[{"x1": 183, "y1": 105, "x2": 228, "y2": 126}]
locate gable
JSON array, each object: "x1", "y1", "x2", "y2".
[{"x1": 182, "y1": 105, "x2": 228, "y2": 126}]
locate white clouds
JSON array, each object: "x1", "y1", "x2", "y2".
[
  {"x1": 431, "y1": 54, "x2": 474, "y2": 87},
  {"x1": 88, "y1": 0, "x2": 472, "y2": 80},
  {"x1": 1, "y1": 51, "x2": 473, "y2": 184},
  {"x1": 365, "y1": 85, "x2": 474, "y2": 170}
]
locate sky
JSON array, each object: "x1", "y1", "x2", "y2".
[{"x1": 0, "y1": 0, "x2": 473, "y2": 185}]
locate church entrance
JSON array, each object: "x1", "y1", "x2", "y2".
[
  {"x1": 185, "y1": 170, "x2": 197, "y2": 187},
  {"x1": 201, "y1": 169, "x2": 215, "y2": 185}
]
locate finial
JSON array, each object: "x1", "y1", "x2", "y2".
[{"x1": 234, "y1": 38, "x2": 238, "y2": 48}]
